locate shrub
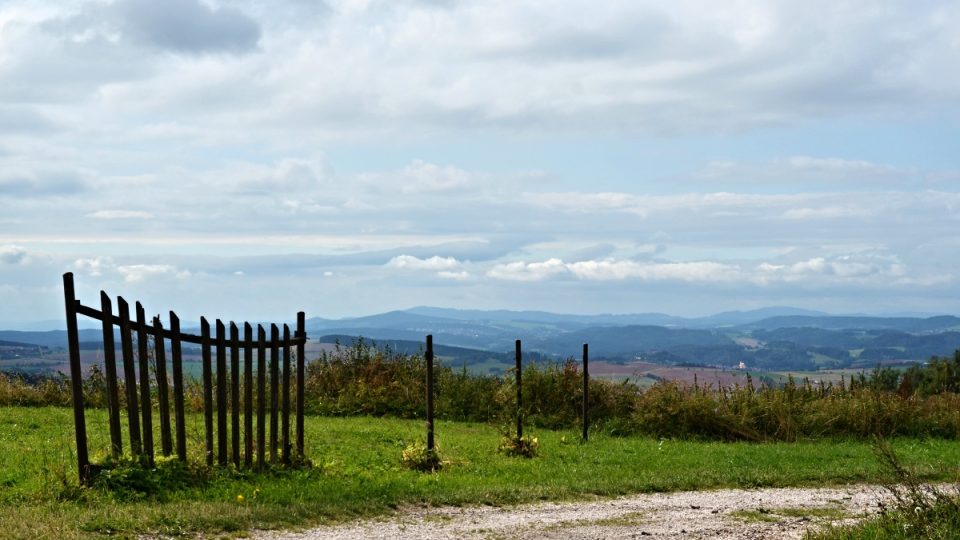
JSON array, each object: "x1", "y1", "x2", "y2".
[
  {"x1": 400, "y1": 440, "x2": 443, "y2": 472},
  {"x1": 498, "y1": 434, "x2": 540, "y2": 458}
]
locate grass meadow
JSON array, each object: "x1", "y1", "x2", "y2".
[{"x1": 2, "y1": 406, "x2": 960, "y2": 539}]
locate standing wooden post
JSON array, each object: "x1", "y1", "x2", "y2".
[
  {"x1": 154, "y1": 317, "x2": 172, "y2": 457},
  {"x1": 99, "y1": 292, "x2": 122, "y2": 458},
  {"x1": 215, "y1": 320, "x2": 228, "y2": 466},
  {"x1": 244, "y1": 323, "x2": 254, "y2": 469},
  {"x1": 426, "y1": 335, "x2": 435, "y2": 451},
  {"x1": 256, "y1": 325, "x2": 267, "y2": 471},
  {"x1": 201, "y1": 317, "x2": 214, "y2": 466},
  {"x1": 136, "y1": 303, "x2": 155, "y2": 467},
  {"x1": 118, "y1": 298, "x2": 142, "y2": 457},
  {"x1": 269, "y1": 324, "x2": 280, "y2": 464},
  {"x1": 582, "y1": 343, "x2": 589, "y2": 442},
  {"x1": 170, "y1": 311, "x2": 188, "y2": 461},
  {"x1": 515, "y1": 339, "x2": 523, "y2": 440},
  {"x1": 281, "y1": 324, "x2": 291, "y2": 464},
  {"x1": 230, "y1": 322, "x2": 241, "y2": 468},
  {"x1": 295, "y1": 312, "x2": 305, "y2": 459},
  {"x1": 62, "y1": 273, "x2": 90, "y2": 484}
]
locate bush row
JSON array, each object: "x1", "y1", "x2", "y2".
[{"x1": 4, "y1": 340, "x2": 960, "y2": 441}]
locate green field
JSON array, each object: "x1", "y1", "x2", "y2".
[{"x1": 2, "y1": 406, "x2": 959, "y2": 539}]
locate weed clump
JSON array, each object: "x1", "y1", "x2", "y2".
[
  {"x1": 808, "y1": 438, "x2": 960, "y2": 539},
  {"x1": 498, "y1": 435, "x2": 539, "y2": 458},
  {"x1": 90, "y1": 454, "x2": 211, "y2": 501},
  {"x1": 401, "y1": 440, "x2": 443, "y2": 472}
]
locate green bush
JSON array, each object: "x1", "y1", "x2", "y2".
[
  {"x1": 498, "y1": 434, "x2": 539, "y2": 458},
  {"x1": 400, "y1": 440, "x2": 443, "y2": 472}
]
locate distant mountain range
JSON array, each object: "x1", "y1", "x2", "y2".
[{"x1": 3, "y1": 307, "x2": 960, "y2": 374}]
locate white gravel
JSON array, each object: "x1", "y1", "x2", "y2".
[{"x1": 254, "y1": 484, "x2": 892, "y2": 540}]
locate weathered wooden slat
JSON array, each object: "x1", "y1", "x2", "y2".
[
  {"x1": 426, "y1": 334, "x2": 434, "y2": 451},
  {"x1": 62, "y1": 273, "x2": 89, "y2": 484},
  {"x1": 230, "y1": 322, "x2": 240, "y2": 468},
  {"x1": 99, "y1": 292, "x2": 122, "y2": 458},
  {"x1": 257, "y1": 325, "x2": 267, "y2": 471},
  {"x1": 244, "y1": 322, "x2": 254, "y2": 469},
  {"x1": 582, "y1": 343, "x2": 589, "y2": 442},
  {"x1": 118, "y1": 297, "x2": 143, "y2": 456},
  {"x1": 216, "y1": 320, "x2": 228, "y2": 466},
  {"x1": 136, "y1": 302, "x2": 155, "y2": 467},
  {"x1": 295, "y1": 312, "x2": 305, "y2": 459},
  {"x1": 201, "y1": 317, "x2": 214, "y2": 466},
  {"x1": 154, "y1": 317, "x2": 172, "y2": 456},
  {"x1": 170, "y1": 311, "x2": 187, "y2": 461},
  {"x1": 270, "y1": 324, "x2": 280, "y2": 464},
  {"x1": 515, "y1": 339, "x2": 522, "y2": 440},
  {"x1": 281, "y1": 324, "x2": 291, "y2": 464}
]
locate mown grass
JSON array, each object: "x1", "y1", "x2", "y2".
[{"x1": 2, "y1": 406, "x2": 960, "y2": 539}]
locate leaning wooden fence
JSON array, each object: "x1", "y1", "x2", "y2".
[{"x1": 62, "y1": 272, "x2": 307, "y2": 484}]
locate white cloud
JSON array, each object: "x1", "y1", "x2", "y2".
[
  {"x1": 437, "y1": 270, "x2": 470, "y2": 280},
  {"x1": 87, "y1": 209, "x2": 153, "y2": 219},
  {"x1": 482, "y1": 253, "x2": 934, "y2": 288},
  {"x1": 486, "y1": 258, "x2": 568, "y2": 281},
  {"x1": 781, "y1": 206, "x2": 871, "y2": 220},
  {"x1": 567, "y1": 260, "x2": 742, "y2": 282},
  {"x1": 694, "y1": 156, "x2": 928, "y2": 190},
  {"x1": 74, "y1": 256, "x2": 115, "y2": 277},
  {"x1": 487, "y1": 258, "x2": 742, "y2": 283},
  {"x1": 72, "y1": 256, "x2": 190, "y2": 283},
  {"x1": 116, "y1": 264, "x2": 191, "y2": 283},
  {"x1": 749, "y1": 253, "x2": 915, "y2": 285},
  {"x1": 0, "y1": 245, "x2": 27, "y2": 265},
  {"x1": 386, "y1": 255, "x2": 462, "y2": 270},
  {"x1": 397, "y1": 160, "x2": 472, "y2": 194}
]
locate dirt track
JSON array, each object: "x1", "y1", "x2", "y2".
[{"x1": 255, "y1": 484, "x2": 890, "y2": 539}]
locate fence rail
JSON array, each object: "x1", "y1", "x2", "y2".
[{"x1": 62, "y1": 272, "x2": 307, "y2": 484}]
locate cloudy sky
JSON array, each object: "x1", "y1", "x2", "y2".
[{"x1": 1, "y1": 0, "x2": 959, "y2": 326}]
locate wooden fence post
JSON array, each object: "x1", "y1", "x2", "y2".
[
  {"x1": 244, "y1": 323, "x2": 254, "y2": 469},
  {"x1": 136, "y1": 302, "x2": 155, "y2": 467},
  {"x1": 295, "y1": 312, "x2": 305, "y2": 459},
  {"x1": 257, "y1": 325, "x2": 266, "y2": 471},
  {"x1": 201, "y1": 317, "x2": 214, "y2": 466},
  {"x1": 281, "y1": 324, "x2": 291, "y2": 464},
  {"x1": 216, "y1": 320, "x2": 228, "y2": 466},
  {"x1": 582, "y1": 343, "x2": 589, "y2": 442},
  {"x1": 118, "y1": 298, "x2": 142, "y2": 457},
  {"x1": 62, "y1": 273, "x2": 90, "y2": 484},
  {"x1": 170, "y1": 311, "x2": 188, "y2": 461},
  {"x1": 153, "y1": 317, "x2": 172, "y2": 457},
  {"x1": 269, "y1": 324, "x2": 280, "y2": 464},
  {"x1": 426, "y1": 335, "x2": 434, "y2": 452},
  {"x1": 230, "y1": 322, "x2": 241, "y2": 468},
  {"x1": 515, "y1": 339, "x2": 522, "y2": 440},
  {"x1": 99, "y1": 292, "x2": 122, "y2": 458}
]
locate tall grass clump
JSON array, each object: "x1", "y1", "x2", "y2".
[
  {"x1": 632, "y1": 376, "x2": 960, "y2": 441},
  {"x1": 0, "y1": 372, "x2": 71, "y2": 407},
  {"x1": 808, "y1": 438, "x2": 960, "y2": 540},
  {"x1": 303, "y1": 338, "x2": 429, "y2": 417}
]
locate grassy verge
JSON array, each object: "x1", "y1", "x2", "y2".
[{"x1": 2, "y1": 407, "x2": 960, "y2": 539}]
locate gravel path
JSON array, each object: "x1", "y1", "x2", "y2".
[{"x1": 255, "y1": 484, "x2": 891, "y2": 539}]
